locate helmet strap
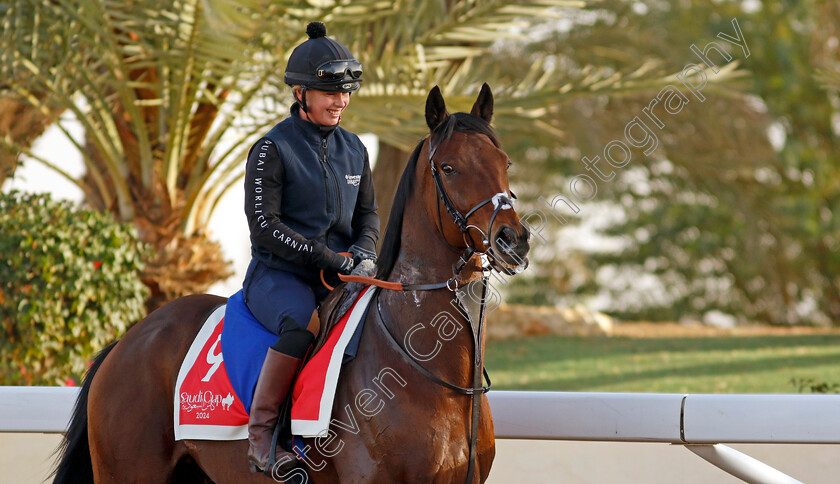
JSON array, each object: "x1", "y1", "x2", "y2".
[{"x1": 298, "y1": 86, "x2": 309, "y2": 113}]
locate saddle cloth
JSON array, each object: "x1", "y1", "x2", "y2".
[{"x1": 173, "y1": 286, "x2": 377, "y2": 441}]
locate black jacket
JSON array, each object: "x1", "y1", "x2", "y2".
[{"x1": 244, "y1": 104, "x2": 379, "y2": 283}]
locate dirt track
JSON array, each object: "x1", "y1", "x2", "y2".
[
  {"x1": 5, "y1": 323, "x2": 838, "y2": 482},
  {"x1": 4, "y1": 433, "x2": 838, "y2": 483}
]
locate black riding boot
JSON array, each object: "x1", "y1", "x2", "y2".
[{"x1": 247, "y1": 348, "x2": 302, "y2": 475}]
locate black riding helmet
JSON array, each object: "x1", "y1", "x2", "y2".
[{"x1": 285, "y1": 22, "x2": 363, "y2": 101}]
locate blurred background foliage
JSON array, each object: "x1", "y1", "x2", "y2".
[
  {"x1": 4, "y1": 0, "x2": 675, "y2": 310},
  {"x1": 503, "y1": 0, "x2": 840, "y2": 327},
  {"x1": 0, "y1": 0, "x2": 838, "y2": 329},
  {"x1": 0, "y1": 191, "x2": 148, "y2": 385}
]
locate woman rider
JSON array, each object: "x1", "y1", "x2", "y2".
[{"x1": 242, "y1": 21, "x2": 379, "y2": 474}]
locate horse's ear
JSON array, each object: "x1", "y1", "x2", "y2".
[
  {"x1": 470, "y1": 83, "x2": 494, "y2": 123},
  {"x1": 425, "y1": 86, "x2": 448, "y2": 131}
]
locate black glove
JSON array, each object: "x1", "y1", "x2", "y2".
[
  {"x1": 348, "y1": 244, "x2": 377, "y2": 267},
  {"x1": 325, "y1": 251, "x2": 355, "y2": 275}
]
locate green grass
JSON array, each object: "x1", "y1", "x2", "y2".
[{"x1": 485, "y1": 334, "x2": 840, "y2": 393}]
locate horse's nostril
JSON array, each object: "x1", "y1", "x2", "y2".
[{"x1": 495, "y1": 226, "x2": 517, "y2": 253}]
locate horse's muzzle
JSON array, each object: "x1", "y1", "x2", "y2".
[{"x1": 489, "y1": 224, "x2": 530, "y2": 274}]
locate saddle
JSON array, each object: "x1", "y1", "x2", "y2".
[
  {"x1": 271, "y1": 261, "x2": 377, "y2": 458},
  {"x1": 309, "y1": 259, "x2": 376, "y2": 358}
]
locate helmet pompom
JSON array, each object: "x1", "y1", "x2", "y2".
[
  {"x1": 306, "y1": 22, "x2": 327, "y2": 39},
  {"x1": 286, "y1": 20, "x2": 361, "y2": 92}
]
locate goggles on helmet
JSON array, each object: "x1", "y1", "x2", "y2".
[{"x1": 316, "y1": 60, "x2": 363, "y2": 81}]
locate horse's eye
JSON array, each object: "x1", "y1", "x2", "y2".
[
  {"x1": 506, "y1": 159, "x2": 512, "y2": 170},
  {"x1": 441, "y1": 163, "x2": 455, "y2": 175}
]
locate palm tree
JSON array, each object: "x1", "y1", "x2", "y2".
[
  {"x1": 1, "y1": 0, "x2": 301, "y2": 308},
  {"x1": 0, "y1": 97, "x2": 62, "y2": 185},
  {"x1": 1, "y1": 0, "x2": 731, "y2": 308},
  {"x1": 328, "y1": 2, "x2": 720, "y2": 226}
]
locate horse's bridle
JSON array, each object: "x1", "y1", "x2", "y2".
[
  {"x1": 373, "y1": 283, "x2": 489, "y2": 484},
  {"x1": 329, "y1": 136, "x2": 519, "y2": 294},
  {"x1": 368, "y1": 136, "x2": 516, "y2": 484},
  {"x1": 427, "y1": 137, "x2": 517, "y2": 276},
  {"x1": 323, "y1": 135, "x2": 520, "y2": 483}
]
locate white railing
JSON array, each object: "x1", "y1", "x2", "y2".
[
  {"x1": 489, "y1": 391, "x2": 840, "y2": 484},
  {"x1": 3, "y1": 387, "x2": 839, "y2": 483},
  {"x1": 0, "y1": 386, "x2": 77, "y2": 433}
]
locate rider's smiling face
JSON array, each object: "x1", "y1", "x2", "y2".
[{"x1": 297, "y1": 89, "x2": 350, "y2": 126}]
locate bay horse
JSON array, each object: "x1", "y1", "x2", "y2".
[{"x1": 53, "y1": 83, "x2": 530, "y2": 483}]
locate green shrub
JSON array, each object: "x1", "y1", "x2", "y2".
[
  {"x1": 0, "y1": 191, "x2": 149, "y2": 385},
  {"x1": 790, "y1": 378, "x2": 840, "y2": 394}
]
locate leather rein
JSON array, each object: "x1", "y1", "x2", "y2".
[
  {"x1": 327, "y1": 136, "x2": 516, "y2": 292},
  {"x1": 322, "y1": 136, "x2": 515, "y2": 483}
]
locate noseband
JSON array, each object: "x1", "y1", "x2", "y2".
[
  {"x1": 358, "y1": 134, "x2": 519, "y2": 484},
  {"x1": 428, "y1": 137, "x2": 516, "y2": 274}
]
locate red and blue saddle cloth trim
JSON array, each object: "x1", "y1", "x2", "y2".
[
  {"x1": 174, "y1": 287, "x2": 374, "y2": 443},
  {"x1": 173, "y1": 304, "x2": 249, "y2": 440},
  {"x1": 221, "y1": 288, "x2": 370, "y2": 414}
]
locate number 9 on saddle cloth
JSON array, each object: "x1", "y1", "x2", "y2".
[{"x1": 222, "y1": 259, "x2": 365, "y2": 412}]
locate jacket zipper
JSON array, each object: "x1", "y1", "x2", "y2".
[
  {"x1": 320, "y1": 139, "x2": 333, "y2": 215},
  {"x1": 321, "y1": 137, "x2": 342, "y2": 225}
]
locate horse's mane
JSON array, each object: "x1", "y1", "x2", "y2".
[{"x1": 375, "y1": 112, "x2": 499, "y2": 280}]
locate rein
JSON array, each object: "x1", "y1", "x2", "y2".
[
  {"x1": 373, "y1": 281, "x2": 490, "y2": 484},
  {"x1": 324, "y1": 272, "x2": 459, "y2": 292},
  {"x1": 319, "y1": 135, "x2": 513, "y2": 483},
  {"x1": 322, "y1": 136, "x2": 515, "y2": 293}
]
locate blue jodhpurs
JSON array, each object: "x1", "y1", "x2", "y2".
[{"x1": 243, "y1": 259, "x2": 329, "y2": 337}]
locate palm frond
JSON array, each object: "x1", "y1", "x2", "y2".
[
  {"x1": 0, "y1": 0, "x2": 298, "y2": 222},
  {"x1": 342, "y1": 53, "x2": 747, "y2": 150},
  {"x1": 815, "y1": 68, "x2": 840, "y2": 92}
]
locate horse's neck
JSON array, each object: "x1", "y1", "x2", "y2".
[
  {"x1": 388, "y1": 195, "x2": 473, "y2": 292},
  {"x1": 378, "y1": 203, "x2": 481, "y2": 387}
]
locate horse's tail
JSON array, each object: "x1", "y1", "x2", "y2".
[{"x1": 51, "y1": 341, "x2": 118, "y2": 484}]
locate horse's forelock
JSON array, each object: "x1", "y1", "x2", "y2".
[
  {"x1": 375, "y1": 111, "x2": 501, "y2": 280},
  {"x1": 432, "y1": 112, "x2": 500, "y2": 151}
]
